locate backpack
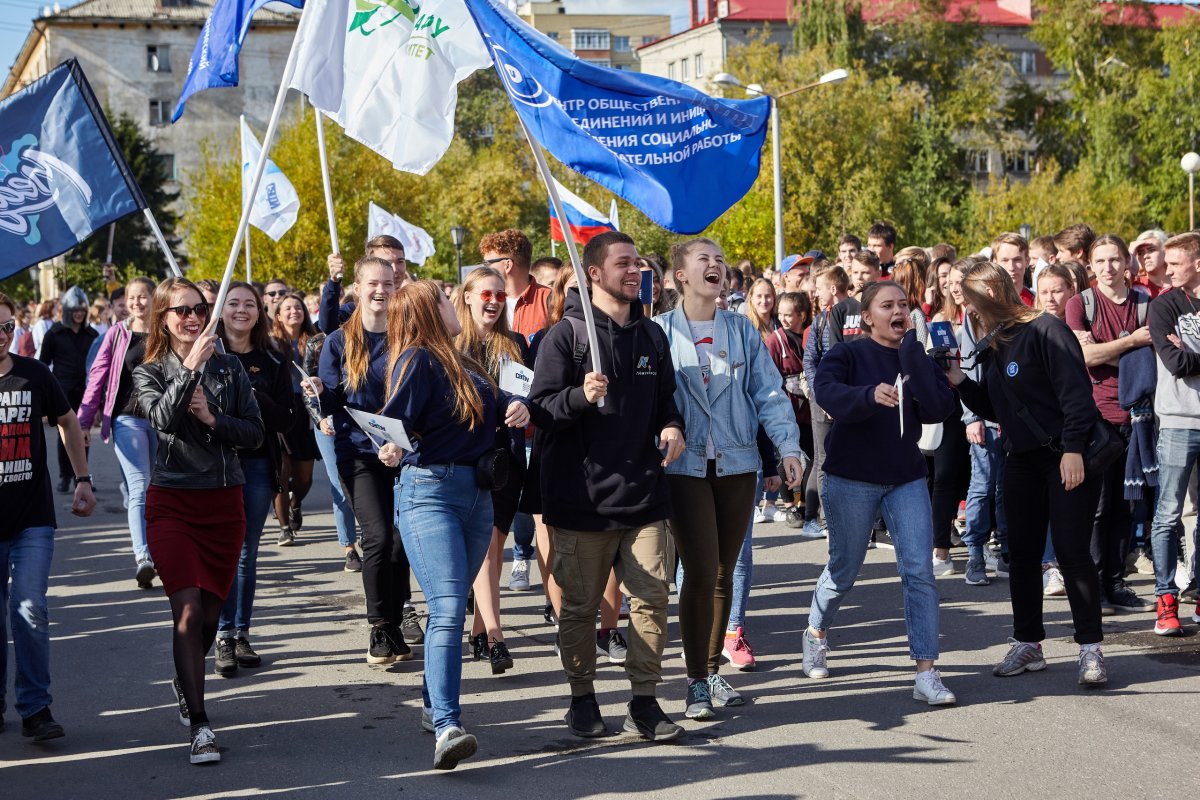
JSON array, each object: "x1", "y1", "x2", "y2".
[
  {"x1": 566, "y1": 315, "x2": 665, "y2": 372},
  {"x1": 1079, "y1": 287, "x2": 1148, "y2": 331}
]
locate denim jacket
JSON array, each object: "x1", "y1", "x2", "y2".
[{"x1": 654, "y1": 306, "x2": 801, "y2": 478}]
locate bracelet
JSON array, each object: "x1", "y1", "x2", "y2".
[{"x1": 74, "y1": 475, "x2": 93, "y2": 485}]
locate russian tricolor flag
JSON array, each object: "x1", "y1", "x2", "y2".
[{"x1": 549, "y1": 177, "x2": 615, "y2": 245}]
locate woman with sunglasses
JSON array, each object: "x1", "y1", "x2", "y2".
[
  {"x1": 133, "y1": 278, "x2": 264, "y2": 764},
  {"x1": 212, "y1": 282, "x2": 296, "y2": 678},
  {"x1": 377, "y1": 281, "x2": 529, "y2": 769},
  {"x1": 78, "y1": 277, "x2": 158, "y2": 588},
  {"x1": 270, "y1": 293, "x2": 321, "y2": 546},
  {"x1": 452, "y1": 267, "x2": 528, "y2": 674}
]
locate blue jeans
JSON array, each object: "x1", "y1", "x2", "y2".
[
  {"x1": 0, "y1": 526, "x2": 55, "y2": 719},
  {"x1": 315, "y1": 427, "x2": 357, "y2": 547},
  {"x1": 727, "y1": 518, "x2": 753, "y2": 630},
  {"x1": 218, "y1": 458, "x2": 276, "y2": 635},
  {"x1": 809, "y1": 475, "x2": 941, "y2": 661},
  {"x1": 965, "y1": 427, "x2": 1008, "y2": 556},
  {"x1": 1151, "y1": 428, "x2": 1200, "y2": 597},
  {"x1": 396, "y1": 464, "x2": 492, "y2": 737},
  {"x1": 112, "y1": 415, "x2": 157, "y2": 563}
]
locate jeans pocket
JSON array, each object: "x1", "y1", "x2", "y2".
[{"x1": 412, "y1": 464, "x2": 452, "y2": 485}]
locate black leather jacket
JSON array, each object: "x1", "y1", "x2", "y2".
[{"x1": 133, "y1": 351, "x2": 264, "y2": 489}]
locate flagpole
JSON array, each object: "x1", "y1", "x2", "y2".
[
  {"x1": 143, "y1": 208, "x2": 183, "y2": 277},
  {"x1": 104, "y1": 223, "x2": 115, "y2": 263},
  {"x1": 211, "y1": 25, "x2": 303, "y2": 327},
  {"x1": 313, "y1": 99, "x2": 340, "y2": 255},
  {"x1": 244, "y1": 229, "x2": 252, "y2": 283},
  {"x1": 515, "y1": 116, "x2": 605, "y2": 405}
]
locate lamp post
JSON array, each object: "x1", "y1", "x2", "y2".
[
  {"x1": 29, "y1": 264, "x2": 41, "y2": 302},
  {"x1": 1182, "y1": 152, "x2": 1200, "y2": 230},
  {"x1": 450, "y1": 225, "x2": 468, "y2": 277},
  {"x1": 1019, "y1": 223, "x2": 1033, "y2": 242},
  {"x1": 712, "y1": 69, "x2": 849, "y2": 268}
]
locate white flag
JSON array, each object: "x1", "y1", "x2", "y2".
[
  {"x1": 609, "y1": 198, "x2": 620, "y2": 232},
  {"x1": 290, "y1": 0, "x2": 492, "y2": 176},
  {"x1": 368, "y1": 202, "x2": 437, "y2": 266},
  {"x1": 240, "y1": 116, "x2": 299, "y2": 242}
]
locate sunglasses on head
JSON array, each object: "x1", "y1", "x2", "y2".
[
  {"x1": 0, "y1": 319, "x2": 15, "y2": 335},
  {"x1": 166, "y1": 302, "x2": 210, "y2": 318},
  {"x1": 475, "y1": 290, "x2": 507, "y2": 303},
  {"x1": 482, "y1": 256, "x2": 512, "y2": 267}
]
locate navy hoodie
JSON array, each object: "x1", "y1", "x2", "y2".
[{"x1": 529, "y1": 288, "x2": 684, "y2": 532}]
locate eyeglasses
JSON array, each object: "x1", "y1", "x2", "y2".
[
  {"x1": 483, "y1": 257, "x2": 512, "y2": 266},
  {"x1": 474, "y1": 290, "x2": 507, "y2": 303},
  {"x1": 0, "y1": 320, "x2": 15, "y2": 335},
  {"x1": 263, "y1": 290, "x2": 288, "y2": 298},
  {"x1": 166, "y1": 303, "x2": 210, "y2": 318}
]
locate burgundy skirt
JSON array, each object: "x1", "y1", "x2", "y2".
[{"x1": 146, "y1": 485, "x2": 245, "y2": 599}]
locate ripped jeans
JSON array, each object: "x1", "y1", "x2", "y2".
[{"x1": 0, "y1": 526, "x2": 55, "y2": 719}]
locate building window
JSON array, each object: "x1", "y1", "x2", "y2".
[
  {"x1": 583, "y1": 58, "x2": 612, "y2": 68},
  {"x1": 642, "y1": 35, "x2": 656, "y2": 46},
  {"x1": 1006, "y1": 150, "x2": 1037, "y2": 174},
  {"x1": 571, "y1": 28, "x2": 610, "y2": 51},
  {"x1": 613, "y1": 35, "x2": 630, "y2": 52},
  {"x1": 1013, "y1": 50, "x2": 1037, "y2": 76},
  {"x1": 694, "y1": 53, "x2": 704, "y2": 78},
  {"x1": 968, "y1": 150, "x2": 990, "y2": 174},
  {"x1": 147, "y1": 45, "x2": 170, "y2": 72},
  {"x1": 155, "y1": 154, "x2": 177, "y2": 181},
  {"x1": 546, "y1": 31, "x2": 559, "y2": 40},
  {"x1": 680, "y1": 56, "x2": 690, "y2": 80},
  {"x1": 668, "y1": 61, "x2": 676, "y2": 80},
  {"x1": 148, "y1": 99, "x2": 170, "y2": 127}
]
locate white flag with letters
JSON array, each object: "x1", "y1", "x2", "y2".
[
  {"x1": 289, "y1": 0, "x2": 492, "y2": 175},
  {"x1": 368, "y1": 202, "x2": 436, "y2": 266},
  {"x1": 240, "y1": 116, "x2": 299, "y2": 241}
]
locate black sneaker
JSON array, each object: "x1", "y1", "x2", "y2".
[
  {"x1": 400, "y1": 605, "x2": 425, "y2": 645},
  {"x1": 623, "y1": 697, "x2": 682, "y2": 742},
  {"x1": 344, "y1": 549, "x2": 362, "y2": 573},
  {"x1": 277, "y1": 526, "x2": 296, "y2": 547},
  {"x1": 564, "y1": 692, "x2": 607, "y2": 738},
  {"x1": 234, "y1": 636, "x2": 261, "y2": 668},
  {"x1": 1104, "y1": 583, "x2": 1154, "y2": 614},
  {"x1": 214, "y1": 638, "x2": 238, "y2": 677},
  {"x1": 470, "y1": 632, "x2": 488, "y2": 661},
  {"x1": 367, "y1": 625, "x2": 397, "y2": 665},
  {"x1": 544, "y1": 602, "x2": 558, "y2": 628},
  {"x1": 21, "y1": 707, "x2": 64, "y2": 741},
  {"x1": 55, "y1": 476, "x2": 71, "y2": 494},
  {"x1": 385, "y1": 623, "x2": 414, "y2": 662},
  {"x1": 289, "y1": 504, "x2": 303, "y2": 532},
  {"x1": 490, "y1": 640, "x2": 513, "y2": 675}
]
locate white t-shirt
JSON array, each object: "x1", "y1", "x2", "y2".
[
  {"x1": 505, "y1": 297, "x2": 518, "y2": 326},
  {"x1": 688, "y1": 319, "x2": 717, "y2": 458}
]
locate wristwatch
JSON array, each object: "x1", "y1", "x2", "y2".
[{"x1": 74, "y1": 475, "x2": 93, "y2": 485}]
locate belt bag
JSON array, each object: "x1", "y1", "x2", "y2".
[
  {"x1": 994, "y1": 373, "x2": 1124, "y2": 477},
  {"x1": 475, "y1": 427, "x2": 511, "y2": 491}
]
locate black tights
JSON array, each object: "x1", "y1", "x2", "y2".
[
  {"x1": 275, "y1": 455, "x2": 315, "y2": 528},
  {"x1": 169, "y1": 587, "x2": 224, "y2": 727}
]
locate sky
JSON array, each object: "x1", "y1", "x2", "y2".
[{"x1": 0, "y1": 0, "x2": 691, "y2": 82}]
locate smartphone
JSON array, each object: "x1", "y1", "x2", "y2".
[
  {"x1": 639, "y1": 269, "x2": 654, "y2": 307},
  {"x1": 928, "y1": 321, "x2": 956, "y2": 350}
]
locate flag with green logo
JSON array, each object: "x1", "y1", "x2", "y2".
[{"x1": 289, "y1": 0, "x2": 491, "y2": 175}]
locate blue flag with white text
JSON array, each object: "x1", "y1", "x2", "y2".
[
  {"x1": 0, "y1": 60, "x2": 146, "y2": 281},
  {"x1": 173, "y1": 0, "x2": 303, "y2": 122},
  {"x1": 463, "y1": 0, "x2": 770, "y2": 234}
]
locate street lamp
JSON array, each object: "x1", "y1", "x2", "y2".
[
  {"x1": 1019, "y1": 223, "x2": 1033, "y2": 242},
  {"x1": 713, "y1": 69, "x2": 849, "y2": 268},
  {"x1": 1182, "y1": 152, "x2": 1200, "y2": 230},
  {"x1": 450, "y1": 225, "x2": 468, "y2": 275}
]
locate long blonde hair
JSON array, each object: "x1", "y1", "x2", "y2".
[
  {"x1": 343, "y1": 256, "x2": 392, "y2": 392},
  {"x1": 960, "y1": 261, "x2": 1039, "y2": 347},
  {"x1": 385, "y1": 281, "x2": 492, "y2": 430},
  {"x1": 452, "y1": 267, "x2": 522, "y2": 379},
  {"x1": 744, "y1": 277, "x2": 777, "y2": 339}
]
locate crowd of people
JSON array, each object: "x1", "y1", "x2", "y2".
[{"x1": 0, "y1": 219, "x2": 1197, "y2": 770}]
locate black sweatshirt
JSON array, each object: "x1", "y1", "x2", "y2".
[
  {"x1": 528, "y1": 289, "x2": 684, "y2": 532},
  {"x1": 956, "y1": 314, "x2": 1098, "y2": 455}
]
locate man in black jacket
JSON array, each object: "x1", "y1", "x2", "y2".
[
  {"x1": 38, "y1": 287, "x2": 97, "y2": 492},
  {"x1": 529, "y1": 231, "x2": 686, "y2": 743}
]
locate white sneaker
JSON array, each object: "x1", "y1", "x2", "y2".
[
  {"x1": 800, "y1": 519, "x2": 828, "y2": 539},
  {"x1": 1042, "y1": 564, "x2": 1066, "y2": 597},
  {"x1": 802, "y1": 628, "x2": 830, "y2": 679},
  {"x1": 932, "y1": 556, "x2": 955, "y2": 576},
  {"x1": 913, "y1": 669, "x2": 957, "y2": 706},
  {"x1": 508, "y1": 559, "x2": 531, "y2": 591},
  {"x1": 433, "y1": 726, "x2": 478, "y2": 770},
  {"x1": 754, "y1": 506, "x2": 770, "y2": 523}
]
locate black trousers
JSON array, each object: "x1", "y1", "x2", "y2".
[
  {"x1": 56, "y1": 386, "x2": 87, "y2": 480},
  {"x1": 928, "y1": 414, "x2": 969, "y2": 550},
  {"x1": 337, "y1": 458, "x2": 410, "y2": 625},
  {"x1": 1004, "y1": 447, "x2": 1104, "y2": 645},
  {"x1": 1089, "y1": 425, "x2": 1133, "y2": 593}
]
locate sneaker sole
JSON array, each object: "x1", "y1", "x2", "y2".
[
  {"x1": 913, "y1": 691, "x2": 957, "y2": 706},
  {"x1": 1154, "y1": 624, "x2": 1183, "y2": 636},
  {"x1": 23, "y1": 726, "x2": 65, "y2": 741},
  {"x1": 1103, "y1": 604, "x2": 1154, "y2": 614},
  {"x1": 622, "y1": 716, "x2": 683, "y2": 742},
  {"x1": 1078, "y1": 675, "x2": 1108, "y2": 687},
  {"x1": 235, "y1": 657, "x2": 262, "y2": 668},
  {"x1": 684, "y1": 705, "x2": 716, "y2": 720},
  {"x1": 993, "y1": 660, "x2": 1047, "y2": 677},
  {"x1": 214, "y1": 664, "x2": 237, "y2": 678},
  {"x1": 721, "y1": 651, "x2": 756, "y2": 671},
  {"x1": 711, "y1": 694, "x2": 746, "y2": 708},
  {"x1": 366, "y1": 653, "x2": 397, "y2": 665},
  {"x1": 564, "y1": 711, "x2": 608, "y2": 738},
  {"x1": 344, "y1": 565, "x2": 362, "y2": 573},
  {"x1": 964, "y1": 576, "x2": 991, "y2": 586},
  {"x1": 433, "y1": 734, "x2": 477, "y2": 770},
  {"x1": 190, "y1": 752, "x2": 220, "y2": 765},
  {"x1": 508, "y1": 582, "x2": 531, "y2": 591}
]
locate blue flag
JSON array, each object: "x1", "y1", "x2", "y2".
[
  {"x1": 0, "y1": 60, "x2": 146, "y2": 281},
  {"x1": 463, "y1": 0, "x2": 771, "y2": 235},
  {"x1": 173, "y1": 0, "x2": 303, "y2": 122}
]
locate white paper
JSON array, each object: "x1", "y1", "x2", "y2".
[
  {"x1": 895, "y1": 373, "x2": 906, "y2": 437},
  {"x1": 499, "y1": 357, "x2": 535, "y2": 398},
  {"x1": 347, "y1": 408, "x2": 413, "y2": 452}
]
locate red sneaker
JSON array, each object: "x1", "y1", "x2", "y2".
[
  {"x1": 1154, "y1": 594, "x2": 1182, "y2": 636},
  {"x1": 721, "y1": 627, "x2": 757, "y2": 671}
]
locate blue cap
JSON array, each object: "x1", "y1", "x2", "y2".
[{"x1": 780, "y1": 254, "x2": 803, "y2": 273}]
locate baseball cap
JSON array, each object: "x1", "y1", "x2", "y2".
[
  {"x1": 781, "y1": 250, "x2": 825, "y2": 273},
  {"x1": 1131, "y1": 229, "x2": 1167, "y2": 255}
]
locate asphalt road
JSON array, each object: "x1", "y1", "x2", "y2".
[{"x1": 1, "y1": 434, "x2": 1197, "y2": 800}]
